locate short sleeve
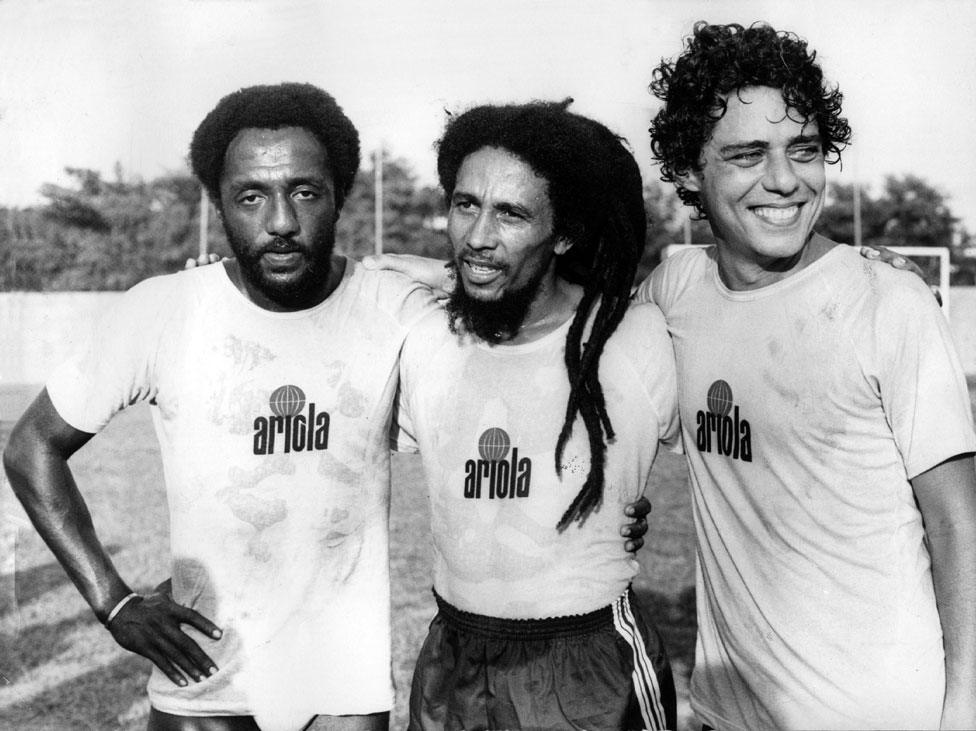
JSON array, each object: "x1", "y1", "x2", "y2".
[
  {"x1": 46, "y1": 276, "x2": 176, "y2": 433},
  {"x1": 615, "y1": 302, "x2": 681, "y2": 455},
  {"x1": 632, "y1": 248, "x2": 706, "y2": 318},
  {"x1": 874, "y1": 275, "x2": 976, "y2": 478}
]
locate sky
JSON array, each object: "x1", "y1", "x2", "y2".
[{"x1": 2, "y1": 0, "x2": 975, "y2": 231}]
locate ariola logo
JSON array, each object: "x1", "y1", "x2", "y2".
[
  {"x1": 696, "y1": 380, "x2": 752, "y2": 462},
  {"x1": 253, "y1": 385, "x2": 330, "y2": 455},
  {"x1": 464, "y1": 428, "x2": 532, "y2": 499}
]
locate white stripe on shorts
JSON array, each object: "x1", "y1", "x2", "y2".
[{"x1": 612, "y1": 591, "x2": 667, "y2": 730}]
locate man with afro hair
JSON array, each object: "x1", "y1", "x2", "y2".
[
  {"x1": 4, "y1": 82, "x2": 438, "y2": 730},
  {"x1": 390, "y1": 100, "x2": 679, "y2": 730},
  {"x1": 634, "y1": 21, "x2": 976, "y2": 729}
]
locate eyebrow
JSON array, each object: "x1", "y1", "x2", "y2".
[
  {"x1": 227, "y1": 174, "x2": 328, "y2": 191},
  {"x1": 451, "y1": 191, "x2": 535, "y2": 218},
  {"x1": 718, "y1": 134, "x2": 822, "y2": 155}
]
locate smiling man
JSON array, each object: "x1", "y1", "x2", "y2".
[
  {"x1": 635, "y1": 22, "x2": 976, "y2": 730},
  {"x1": 394, "y1": 102, "x2": 679, "y2": 730}
]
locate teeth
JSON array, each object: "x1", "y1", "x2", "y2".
[
  {"x1": 467, "y1": 262, "x2": 499, "y2": 274},
  {"x1": 753, "y1": 205, "x2": 799, "y2": 223}
]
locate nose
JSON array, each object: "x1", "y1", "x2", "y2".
[
  {"x1": 763, "y1": 153, "x2": 800, "y2": 196},
  {"x1": 266, "y1": 192, "x2": 299, "y2": 237},
  {"x1": 464, "y1": 209, "x2": 497, "y2": 251}
]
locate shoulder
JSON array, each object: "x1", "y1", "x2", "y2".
[
  {"x1": 400, "y1": 307, "x2": 456, "y2": 378},
  {"x1": 607, "y1": 301, "x2": 674, "y2": 369},
  {"x1": 403, "y1": 306, "x2": 451, "y2": 345},
  {"x1": 823, "y1": 244, "x2": 938, "y2": 310},
  {"x1": 345, "y1": 259, "x2": 438, "y2": 326},
  {"x1": 635, "y1": 245, "x2": 715, "y2": 307},
  {"x1": 111, "y1": 267, "x2": 207, "y2": 315},
  {"x1": 615, "y1": 300, "x2": 669, "y2": 341},
  {"x1": 654, "y1": 245, "x2": 715, "y2": 284}
]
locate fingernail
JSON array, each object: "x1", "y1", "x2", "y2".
[
  {"x1": 208, "y1": 666, "x2": 218, "y2": 675},
  {"x1": 212, "y1": 629, "x2": 222, "y2": 639},
  {"x1": 894, "y1": 257, "x2": 906, "y2": 266},
  {"x1": 177, "y1": 678, "x2": 187, "y2": 687}
]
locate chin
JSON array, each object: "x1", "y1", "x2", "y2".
[{"x1": 749, "y1": 231, "x2": 813, "y2": 259}]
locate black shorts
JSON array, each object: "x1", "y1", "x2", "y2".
[{"x1": 408, "y1": 587, "x2": 676, "y2": 730}]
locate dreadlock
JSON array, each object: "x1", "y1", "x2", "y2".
[{"x1": 436, "y1": 101, "x2": 647, "y2": 530}]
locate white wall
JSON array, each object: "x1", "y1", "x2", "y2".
[
  {"x1": 0, "y1": 292, "x2": 123, "y2": 387},
  {"x1": 2, "y1": 289, "x2": 975, "y2": 387},
  {"x1": 949, "y1": 288, "x2": 976, "y2": 377}
]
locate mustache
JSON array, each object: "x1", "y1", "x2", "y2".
[
  {"x1": 262, "y1": 237, "x2": 303, "y2": 254},
  {"x1": 456, "y1": 251, "x2": 506, "y2": 269}
]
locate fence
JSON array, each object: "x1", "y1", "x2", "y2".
[{"x1": 2, "y1": 290, "x2": 976, "y2": 390}]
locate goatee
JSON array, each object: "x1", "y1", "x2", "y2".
[
  {"x1": 444, "y1": 261, "x2": 548, "y2": 345},
  {"x1": 226, "y1": 230, "x2": 334, "y2": 308}
]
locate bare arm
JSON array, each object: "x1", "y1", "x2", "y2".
[
  {"x1": 3, "y1": 388, "x2": 221, "y2": 686},
  {"x1": 911, "y1": 452, "x2": 976, "y2": 729},
  {"x1": 361, "y1": 253, "x2": 455, "y2": 296}
]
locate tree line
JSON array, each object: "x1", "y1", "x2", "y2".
[{"x1": 1, "y1": 156, "x2": 972, "y2": 292}]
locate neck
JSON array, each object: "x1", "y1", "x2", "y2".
[
  {"x1": 717, "y1": 233, "x2": 835, "y2": 291},
  {"x1": 504, "y1": 274, "x2": 583, "y2": 345}
]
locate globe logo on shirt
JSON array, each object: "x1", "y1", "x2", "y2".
[
  {"x1": 269, "y1": 384, "x2": 306, "y2": 417},
  {"x1": 465, "y1": 427, "x2": 531, "y2": 500},
  {"x1": 253, "y1": 384, "x2": 330, "y2": 455},
  {"x1": 478, "y1": 427, "x2": 511, "y2": 462},
  {"x1": 706, "y1": 380, "x2": 733, "y2": 417},
  {"x1": 696, "y1": 379, "x2": 752, "y2": 463}
]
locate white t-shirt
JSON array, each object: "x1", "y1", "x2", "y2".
[
  {"x1": 635, "y1": 240, "x2": 976, "y2": 730},
  {"x1": 47, "y1": 260, "x2": 434, "y2": 729},
  {"x1": 393, "y1": 302, "x2": 679, "y2": 618}
]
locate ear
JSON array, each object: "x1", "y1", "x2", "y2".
[
  {"x1": 553, "y1": 236, "x2": 574, "y2": 256},
  {"x1": 677, "y1": 167, "x2": 703, "y2": 193}
]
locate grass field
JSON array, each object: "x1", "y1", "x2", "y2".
[{"x1": 2, "y1": 379, "x2": 975, "y2": 730}]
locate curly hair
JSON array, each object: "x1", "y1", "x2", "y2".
[
  {"x1": 649, "y1": 22, "x2": 852, "y2": 216},
  {"x1": 437, "y1": 101, "x2": 647, "y2": 529},
  {"x1": 190, "y1": 82, "x2": 360, "y2": 210}
]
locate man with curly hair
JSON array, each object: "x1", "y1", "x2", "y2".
[
  {"x1": 4, "y1": 82, "x2": 437, "y2": 731},
  {"x1": 392, "y1": 101, "x2": 679, "y2": 730},
  {"x1": 635, "y1": 21, "x2": 976, "y2": 729}
]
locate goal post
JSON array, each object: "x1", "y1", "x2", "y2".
[{"x1": 661, "y1": 244, "x2": 951, "y2": 319}]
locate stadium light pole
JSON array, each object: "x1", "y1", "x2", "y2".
[
  {"x1": 851, "y1": 146, "x2": 862, "y2": 248},
  {"x1": 374, "y1": 143, "x2": 384, "y2": 255},
  {"x1": 198, "y1": 185, "x2": 209, "y2": 258}
]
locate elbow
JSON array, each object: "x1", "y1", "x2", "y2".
[
  {"x1": 3, "y1": 419, "x2": 42, "y2": 500},
  {"x1": 4, "y1": 431, "x2": 26, "y2": 486}
]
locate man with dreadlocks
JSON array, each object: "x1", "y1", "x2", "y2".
[{"x1": 390, "y1": 101, "x2": 679, "y2": 730}]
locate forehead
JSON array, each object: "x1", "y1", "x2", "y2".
[
  {"x1": 707, "y1": 86, "x2": 817, "y2": 145},
  {"x1": 456, "y1": 146, "x2": 552, "y2": 207},
  {"x1": 222, "y1": 126, "x2": 331, "y2": 180}
]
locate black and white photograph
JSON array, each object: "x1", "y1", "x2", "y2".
[{"x1": 2, "y1": 1, "x2": 975, "y2": 729}]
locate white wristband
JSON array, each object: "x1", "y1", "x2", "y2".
[{"x1": 105, "y1": 592, "x2": 140, "y2": 626}]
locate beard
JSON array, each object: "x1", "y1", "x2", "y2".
[
  {"x1": 443, "y1": 259, "x2": 549, "y2": 345},
  {"x1": 225, "y1": 228, "x2": 335, "y2": 309}
]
